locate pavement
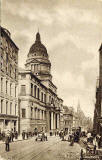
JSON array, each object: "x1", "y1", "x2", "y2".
[{"x1": 0, "y1": 135, "x2": 82, "y2": 160}]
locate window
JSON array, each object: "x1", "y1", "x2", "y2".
[
  {"x1": 1, "y1": 100, "x2": 3, "y2": 113},
  {"x1": 41, "y1": 92, "x2": 43, "y2": 102},
  {"x1": 31, "y1": 83, "x2": 33, "y2": 96},
  {"x1": 49, "y1": 96, "x2": 51, "y2": 104},
  {"x1": 10, "y1": 83, "x2": 12, "y2": 96},
  {"x1": 6, "y1": 101, "x2": 8, "y2": 114},
  {"x1": 38, "y1": 109, "x2": 40, "y2": 119},
  {"x1": 37, "y1": 88, "x2": 40, "y2": 99},
  {"x1": 34, "y1": 85, "x2": 37, "y2": 98},
  {"x1": 1, "y1": 53, "x2": 3, "y2": 69},
  {"x1": 15, "y1": 86, "x2": 17, "y2": 97},
  {"x1": 10, "y1": 64, "x2": 12, "y2": 77},
  {"x1": 31, "y1": 107, "x2": 33, "y2": 118},
  {"x1": 42, "y1": 110, "x2": 43, "y2": 119},
  {"x1": 15, "y1": 104, "x2": 16, "y2": 115},
  {"x1": 10, "y1": 103, "x2": 12, "y2": 115},
  {"x1": 6, "y1": 81, "x2": 8, "y2": 94},
  {"x1": 6, "y1": 53, "x2": 8, "y2": 64},
  {"x1": 44, "y1": 94, "x2": 46, "y2": 103},
  {"x1": 22, "y1": 109, "x2": 26, "y2": 118},
  {"x1": 21, "y1": 74, "x2": 26, "y2": 79},
  {"x1": 15, "y1": 69, "x2": 16, "y2": 79},
  {"x1": 1, "y1": 78, "x2": 3, "y2": 92},
  {"x1": 6, "y1": 54, "x2": 8, "y2": 73},
  {"x1": 20, "y1": 85, "x2": 26, "y2": 96}
]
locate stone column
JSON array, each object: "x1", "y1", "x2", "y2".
[
  {"x1": 40, "y1": 110, "x2": 43, "y2": 119},
  {"x1": 51, "y1": 112, "x2": 53, "y2": 130},
  {"x1": 46, "y1": 111, "x2": 50, "y2": 132},
  {"x1": 57, "y1": 114, "x2": 59, "y2": 129},
  {"x1": 53, "y1": 113, "x2": 55, "y2": 130},
  {"x1": 43, "y1": 111, "x2": 45, "y2": 120}
]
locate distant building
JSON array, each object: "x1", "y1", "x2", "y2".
[
  {"x1": 18, "y1": 32, "x2": 63, "y2": 133},
  {"x1": 73, "y1": 102, "x2": 93, "y2": 131},
  {"x1": 63, "y1": 106, "x2": 74, "y2": 132},
  {"x1": 0, "y1": 26, "x2": 19, "y2": 132},
  {"x1": 93, "y1": 44, "x2": 102, "y2": 135}
]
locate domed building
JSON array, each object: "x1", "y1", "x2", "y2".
[
  {"x1": 18, "y1": 32, "x2": 64, "y2": 133},
  {"x1": 25, "y1": 32, "x2": 52, "y2": 81}
]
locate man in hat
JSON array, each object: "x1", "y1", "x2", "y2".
[{"x1": 5, "y1": 135, "x2": 10, "y2": 152}]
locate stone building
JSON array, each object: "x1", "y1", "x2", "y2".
[
  {"x1": 93, "y1": 44, "x2": 102, "y2": 135},
  {"x1": 18, "y1": 32, "x2": 63, "y2": 133},
  {"x1": 63, "y1": 106, "x2": 74, "y2": 133},
  {"x1": 0, "y1": 26, "x2": 19, "y2": 132}
]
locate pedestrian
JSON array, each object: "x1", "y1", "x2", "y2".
[
  {"x1": 22, "y1": 131, "x2": 25, "y2": 140},
  {"x1": 70, "y1": 134, "x2": 74, "y2": 146},
  {"x1": 45, "y1": 132, "x2": 48, "y2": 141},
  {"x1": 26, "y1": 132, "x2": 29, "y2": 139},
  {"x1": 94, "y1": 145, "x2": 96, "y2": 154},
  {"x1": 15, "y1": 131, "x2": 18, "y2": 139},
  {"x1": 5, "y1": 135, "x2": 10, "y2": 152},
  {"x1": 80, "y1": 149, "x2": 83, "y2": 160},
  {"x1": 11, "y1": 131, "x2": 14, "y2": 142}
]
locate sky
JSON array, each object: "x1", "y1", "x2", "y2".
[{"x1": 1, "y1": 0, "x2": 102, "y2": 118}]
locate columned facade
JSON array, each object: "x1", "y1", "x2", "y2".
[{"x1": 18, "y1": 32, "x2": 63, "y2": 133}]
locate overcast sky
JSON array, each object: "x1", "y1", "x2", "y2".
[{"x1": 1, "y1": 0, "x2": 102, "y2": 118}]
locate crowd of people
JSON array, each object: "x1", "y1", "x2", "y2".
[{"x1": 1, "y1": 128, "x2": 102, "y2": 154}]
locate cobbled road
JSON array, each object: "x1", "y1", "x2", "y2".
[{"x1": 0, "y1": 136, "x2": 82, "y2": 160}]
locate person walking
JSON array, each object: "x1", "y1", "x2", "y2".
[
  {"x1": 5, "y1": 135, "x2": 10, "y2": 152},
  {"x1": 11, "y1": 131, "x2": 14, "y2": 142},
  {"x1": 45, "y1": 132, "x2": 48, "y2": 141},
  {"x1": 22, "y1": 131, "x2": 26, "y2": 140}
]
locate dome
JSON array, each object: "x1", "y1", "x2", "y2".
[{"x1": 29, "y1": 32, "x2": 48, "y2": 55}]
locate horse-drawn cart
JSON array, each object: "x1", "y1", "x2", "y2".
[{"x1": 80, "y1": 144, "x2": 102, "y2": 160}]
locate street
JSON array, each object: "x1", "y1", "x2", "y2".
[{"x1": 0, "y1": 136, "x2": 81, "y2": 160}]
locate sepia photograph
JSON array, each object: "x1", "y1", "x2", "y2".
[{"x1": 0, "y1": 0, "x2": 102, "y2": 159}]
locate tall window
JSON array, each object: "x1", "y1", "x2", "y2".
[
  {"x1": 44, "y1": 94, "x2": 46, "y2": 103},
  {"x1": 22, "y1": 109, "x2": 26, "y2": 118},
  {"x1": 15, "y1": 69, "x2": 16, "y2": 79},
  {"x1": 1, "y1": 100, "x2": 3, "y2": 113},
  {"x1": 10, "y1": 64, "x2": 12, "y2": 77},
  {"x1": 41, "y1": 92, "x2": 43, "y2": 102},
  {"x1": 49, "y1": 96, "x2": 51, "y2": 104},
  {"x1": 15, "y1": 86, "x2": 17, "y2": 97},
  {"x1": 31, "y1": 83, "x2": 33, "y2": 96},
  {"x1": 1, "y1": 53, "x2": 3, "y2": 69},
  {"x1": 20, "y1": 85, "x2": 26, "y2": 96},
  {"x1": 15, "y1": 104, "x2": 16, "y2": 115},
  {"x1": 6, "y1": 53, "x2": 8, "y2": 63},
  {"x1": 6, "y1": 81, "x2": 8, "y2": 94},
  {"x1": 10, "y1": 83, "x2": 12, "y2": 96},
  {"x1": 37, "y1": 88, "x2": 40, "y2": 99},
  {"x1": 1, "y1": 77, "x2": 3, "y2": 92},
  {"x1": 6, "y1": 101, "x2": 8, "y2": 114},
  {"x1": 42, "y1": 110, "x2": 43, "y2": 120},
  {"x1": 6, "y1": 53, "x2": 8, "y2": 73},
  {"x1": 34, "y1": 85, "x2": 37, "y2": 98},
  {"x1": 31, "y1": 107, "x2": 33, "y2": 118},
  {"x1": 10, "y1": 103, "x2": 12, "y2": 115}
]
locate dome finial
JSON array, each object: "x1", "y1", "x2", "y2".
[{"x1": 36, "y1": 30, "x2": 41, "y2": 42}]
